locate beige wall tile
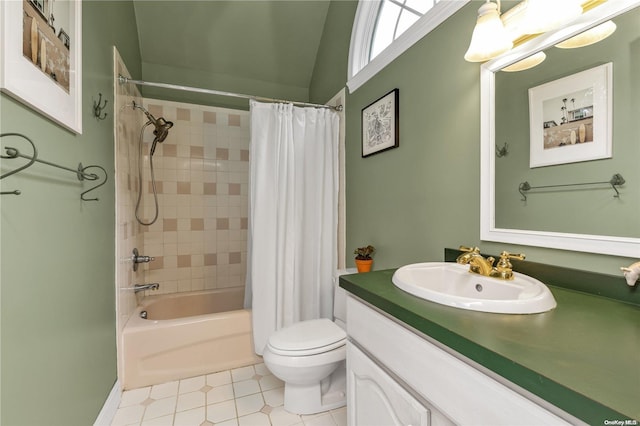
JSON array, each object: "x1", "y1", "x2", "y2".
[
  {"x1": 163, "y1": 144, "x2": 177, "y2": 157},
  {"x1": 228, "y1": 183, "x2": 241, "y2": 196},
  {"x1": 203, "y1": 111, "x2": 217, "y2": 124},
  {"x1": 178, "y1": 255, "x2": 191, "y2": 268},
  {"x1": 177, "y1": 182, "x2": 191, "y2": 194},
  {"x1": 216, "y1": 148, "x2": 229, "y2": 160},
  {"x1": 137, "y1": 99, "x2": 249, "y2": 296},
  {"x1": 177, "y1": 108, "x2": 191, "y2": 121},
  {"x1": 163, "y1": 219, "x2": 177, "y2": 232},
  {"x1": 228, "y1": 114, "x2": 241, "y2": 126},
  {"x1": 191, "y1": 146, "x2": 204, "y2": 158}
]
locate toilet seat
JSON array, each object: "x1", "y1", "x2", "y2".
[{"x1": 267, "y1": 318, "x2": 346, "y2": 356}]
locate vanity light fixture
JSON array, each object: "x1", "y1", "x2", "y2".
[
  {"x1": 464, "y1": 0, "x2": 609, "y2": 63},
  {"x1": 520, "y1": 0, "x2": 583, "y2": 34},
  {"x1": 555, "y1": 20, "x2": 617, "y2": 48},
  {"x1": 464, "y1": 0, "x2": 513, "y2": 62},
  {"x1": 501, "y1": 51, "x2": 546, "y2": 72}
]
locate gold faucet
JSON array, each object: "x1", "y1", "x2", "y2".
[{"x1": 456, "y1": 246, "x2": 525, "y2": 280}]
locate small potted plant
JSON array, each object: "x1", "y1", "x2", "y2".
[{"x1": 354, "y1": 245, "x2": 375, "y2": 273}]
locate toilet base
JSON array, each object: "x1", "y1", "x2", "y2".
[{"x1": 284, "y1": 364, "x2": 346, "y2": 415}]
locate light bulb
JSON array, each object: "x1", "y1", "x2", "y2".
[
  {"x1": 521, "y1": 0, "x2": 582, "y2": 34},
  {"x1": 464, "y1": 1, "x2": 513, "y2": 62}
]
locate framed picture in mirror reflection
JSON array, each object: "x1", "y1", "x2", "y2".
[{"x1": 528, "y1": 62, "x2": 612, "y2": 168}]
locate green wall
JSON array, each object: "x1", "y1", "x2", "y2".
[
  {"x1": 494, "y1": 7, "x2": 640, "y2": 239},
  {"x1": 0, "y1": 2, "x2": 141, "y2": 425},
  {"x1": 309, "y1": 0, "x2": 357, "y2": 104},
  {"x1": 139, "y1": 61, "x2": 309, "y2": 111},
  {"x1": 310, "y1": 2, "x2": 636, "y2": 276}
]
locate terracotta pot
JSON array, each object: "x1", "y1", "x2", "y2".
[{"x1": 355, "y1": 258, "x2": 373, "y2": 273}]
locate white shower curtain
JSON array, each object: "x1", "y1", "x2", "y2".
[{"x1": 247, "y1": 100, "x2": 339, "y2": 355}]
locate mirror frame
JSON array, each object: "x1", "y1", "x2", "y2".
[{"x1": 480, "y1": 0, "x2": 640, "y2": 258}]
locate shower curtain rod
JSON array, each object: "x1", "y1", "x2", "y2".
[{"x1": 118, "y1": 75, "x2": 342, "y2": 111}]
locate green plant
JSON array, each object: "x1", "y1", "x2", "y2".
[{"x1": 354, "y1": 245, "x2": 376, "y2": 260}]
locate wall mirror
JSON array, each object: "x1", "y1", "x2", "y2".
[{"x1": 480, "y1": 0, "x2": 640, "y2": 257}]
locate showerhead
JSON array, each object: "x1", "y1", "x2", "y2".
[
  {"x1": 132, "y1": 102, "x2": 174, "y2": 155},
  {"x1": 148, "y1": 115, "x2": 173, "y2": 156}
]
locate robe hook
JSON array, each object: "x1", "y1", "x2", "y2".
[{"x1": 93, "y1": 93, "x2": 108, "y2": 120}]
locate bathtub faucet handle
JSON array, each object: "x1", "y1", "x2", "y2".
[{"x1": 132, "y1": 248, "x2": 155, "y2": 271}]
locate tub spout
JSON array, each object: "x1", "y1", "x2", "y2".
[{"x1": 134, "y1": 283, "x2": 160, "y2": 293}]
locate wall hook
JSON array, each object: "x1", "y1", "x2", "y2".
[
  {"x1": 93, "y1": 93, "x2": 108, "y2": 120},
  {"x1": 496, "y1": 142, "x2": 509, "y2": 158},
  {"x1": 1, "y1": 133, "x2": 38, "y2": 195},
  {"x1": 80, "y1": 164, "x2": 108, "y2": 201}
]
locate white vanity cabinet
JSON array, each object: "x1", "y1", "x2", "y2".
[
  {"x1": 346, "y1": 295, "x2": 575, "y2": 426},
  {"x1": 347, "y1": 342, "x2": 450, "y2": 426}
]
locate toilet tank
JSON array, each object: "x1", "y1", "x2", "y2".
[{"x1": 333, "y1": 268, "x2": 356, "y2": 328}]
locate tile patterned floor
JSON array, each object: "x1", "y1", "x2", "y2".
[{"x1": 111, "y1": 363, "x2": 347, "y2": 426}]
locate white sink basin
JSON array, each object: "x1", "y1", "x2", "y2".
[{"x1": 392, "y1": 262, "x2": 556, "y2": 314}]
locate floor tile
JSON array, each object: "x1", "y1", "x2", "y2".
[
  {"x1": 173, "y1": 406, "x2": 205, "y2": 425},
  {"x1": 235, "y1": 392, "x2": 264, "y2": 417},
  {"x1": 233, "y1": 378, "x2": 261, "y2": 397},
  {"x1": 179, "y1": 375, "x2": 206, "y2": 394},
  {"x1": 215, "y1": 418, "x2": 239, "y2": 426},
  {"x1": 302, "y1": 412, "x2": 337, "y2": 426},
  {"x1": 259, "y1": 373, "x2": 284, "y2": 391},
  {"x1": 140, "y1": 414, "x2": 173, "y2": 426},
  {"x1": 231, "y1": 365, "x2": 255, "y2": 382},
  {"x1": 262, "y1": 387, "x2": 284, "y2": 407},
  {"x1": 120, "y1": 387, "x2": 151, "y2": 407},
  {"x1": 207, "y1": 370, "x2": 232, "y2": 387},
  {"x1": 150, "y1": 381, "x2": 179, "y2": 399},
  {"x1": 330, "y1": 407, "x2": 348, "y2": 426},
  {"x1": 268, "y1": 406, "x2": 301, "y2": 426},
  {"x1": 237, "y1": 412, "x2": 271, "y2": 426},
  {"x1": 206, "y1": 399, "x2": 237, "y2": 423},
  {"x1": 111, "y1": 404, "x2": 145, "y2": 426},
  {"x1": 176, "y1": 390, "x2": 205, "y2": 412},
  {"x1": 143, "y1": 396, "x2": 177, "y2": 421},
  {"x1": 110, "y1": 362, "x2": 346, "y2": 426},
  {"x1": 253, "y1": 362, "x2": 270, "y2": 376},
  {"x1": 206, "y1": 383, "x2": 234, "y2": 404}
]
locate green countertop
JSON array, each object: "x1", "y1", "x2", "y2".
[{"x1": 339, "y1": 269, "x2": 640, "y2": 425}]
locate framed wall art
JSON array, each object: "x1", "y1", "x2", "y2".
[
  {"x1": 0, "y1": 0, "x2": 82, "y2": 134},
  {"x1": 528, "y1": 62, "x2": 612, "y2": 168},
  {"x1": 361, "y1": 88, "x2": 399, "y2": 157}
]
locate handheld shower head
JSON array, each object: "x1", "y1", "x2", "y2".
[
  {"x1": 149, "y1": 116, "x2": 173, "y2": 156},
  {"x1": 132, "y1": 102, "x2": 174, "y2": 155}
]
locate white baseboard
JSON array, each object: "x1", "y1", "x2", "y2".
[{"x1": 94, "y1": 380, "x2": 121, "y2": 426}]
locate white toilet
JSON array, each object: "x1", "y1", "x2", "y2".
[{"x1": 262, "y1": 270, "x2": 352, "y2": 415}]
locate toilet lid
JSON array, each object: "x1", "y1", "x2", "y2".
[{"x1": 267, "y1": 318, "x2": 346, "y2": 356}]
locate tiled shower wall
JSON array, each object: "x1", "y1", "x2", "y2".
[
  {"x1": 139, "y1": 99, "x2": 249, "y2": 295},
  {"x1": 114, "y1": 49, "x2": 145, "y2": 333}
]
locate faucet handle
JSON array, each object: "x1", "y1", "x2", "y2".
[
  {"x1": 500, "y1": 251, "x2": 525, "y2": 261},
  {"x1": 459, "y1": 245, "x2": 480, "y2": 253},
  {"x1": 497, "y1": 251, "x2": 526, "y2": 268},
  {"x1": 495, "y1": 251, "x2": 525, "y2": 271}
]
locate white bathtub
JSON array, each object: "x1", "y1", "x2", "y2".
[{"x1": 121, "y1": 287, "x2": 260, "y2": 390}]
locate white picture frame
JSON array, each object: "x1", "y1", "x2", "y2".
[
  {"x1": 0, "y1": 0, "x2": 82, "y2": 134},
  {"x1": 528, "y1": 62, "x2": 612, "y2": 168}
]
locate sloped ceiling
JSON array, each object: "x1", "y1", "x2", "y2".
[{"x1": 132, "y1": 0, "x2": 332, "y2": 95}]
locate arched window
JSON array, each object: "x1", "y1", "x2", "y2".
[{"x1": 348, "y1": 0, "x2": 470, "y2": 92}]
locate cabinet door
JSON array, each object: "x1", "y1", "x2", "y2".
[{"x1": 347, "y1": 342, "x2": 435, "y2": 426}]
